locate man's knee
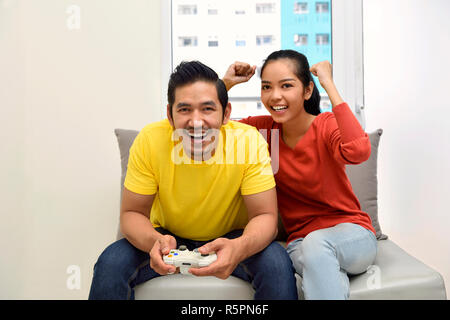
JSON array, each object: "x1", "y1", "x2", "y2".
[{"x1": 94, "y1": 239, "x2": 136, "y2": 275}]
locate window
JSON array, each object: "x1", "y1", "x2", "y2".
[
  {"x1": 294, "y1": 2, "x2": 308, "y2": 14},
  {"x1": 178, "y1": 36, "x2": 197, "y2": 47},
  {"x1": 316, "y1": 33, "x2": 330, "y2": 45},
  {"x1": 256, "y1": 35, "x2": 275, "y2": 46},
  {"x1": 235, "y1": 39, "x2": 247, "y2": 47},
  {"x1": 316, "y1": 2, "x2": 330, "y2": 13},
  {"x1": 208, "y1": 36, "x2": 219, "y2": 47},
  {"x1": 256, "y1": 3, "x2": 276, "y2": 14},
  {"x1": 162, "y1": 0, "x2": 366, "y2": 126},
  {"x1": 177, "y1": 4, "x2": 197, "y2": 15},
  {"x1": 294, "y1": 33, "x2": 308, "y2": 46}
]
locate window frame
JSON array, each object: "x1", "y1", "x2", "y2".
[{"x1": 160, "y1": 0, "x2": 366, "y2": 128}]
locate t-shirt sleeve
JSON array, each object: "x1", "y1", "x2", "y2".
[
  {"x1": 240, "y1": 130, "x2": 276, "y2": 195},
  {"x1": 124, "y1": 130, "x2": 158, "y2": 195}
]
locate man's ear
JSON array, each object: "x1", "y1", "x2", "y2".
[
  {"x1": 222, "y1": 102, "x2": 232, "y2": 125},
  {"x1": 167, "y1": 104, "x2": 174, "y2": 126},
  {"x1": 304, "y1": 81, "x2": 314, "y2": 100}
]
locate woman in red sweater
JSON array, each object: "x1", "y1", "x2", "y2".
[{"x1": 223, "y1": 50, "x2": 377, "y2": 299}]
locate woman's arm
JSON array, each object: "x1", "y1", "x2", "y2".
[
  {"x1": 310, "y1": 61, "x2": 344, "y2": 108},
  {"x1": 311, "y1": 61, "x2": 370, "y2": 164}
]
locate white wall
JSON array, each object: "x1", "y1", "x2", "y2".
[
  {"x1": 363, "y1": 0, "x2": 450, "y2": 298},
  {"x1": 0, "y1": 0, "x2": 161, "y2": 299}
]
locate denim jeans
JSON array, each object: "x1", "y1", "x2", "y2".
[
  {"x1": 89, "y1": 228, "x2": 298, "y2": 300},
  {"x1": 286, "y1": 223, "x2": 377, "y2": 300}
]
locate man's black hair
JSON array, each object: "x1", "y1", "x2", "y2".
[{"x1": 167, "y1": 61, "x2": 228, "y2": 119}]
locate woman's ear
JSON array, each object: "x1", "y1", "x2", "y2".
[{"x1": 304, "y1": 81, "x2": 314, "y2": 100}]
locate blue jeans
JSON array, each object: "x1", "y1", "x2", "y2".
[
  {"x1": 89, "y1": 228, "x2": 298, "y2": 300},
  {"x1": 286, "y1": 223, "x2": 377, "y2": 300}
]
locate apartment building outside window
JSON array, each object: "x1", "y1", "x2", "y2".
[{"x1": 165, "y1": 0, "x2": 365, "y2": 124}]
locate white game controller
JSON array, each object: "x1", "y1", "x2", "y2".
[{"x1": 163, "y1": 245, "x2": 217, "y2": 275}]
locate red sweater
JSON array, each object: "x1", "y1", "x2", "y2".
[{"x1": 239, "y1": 103, "x2": 375, "y2": 244}]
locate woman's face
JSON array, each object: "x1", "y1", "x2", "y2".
[{"x1": 260, "y1": 59, "x2": 313, "y2": 123}]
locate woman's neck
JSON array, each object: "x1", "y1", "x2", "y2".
[{"x1": 281, "y1": 111, "x2": 316, "y2": 148}]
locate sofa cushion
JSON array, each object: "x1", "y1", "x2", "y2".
[
  {"x1": 346, "y1": 129, "x2": 387, "y2": 240},
  {"x1": 346, "y1": 239, "x2": 446, "y2": 299},
  {"x1": 135, "y1": 274, "x2": 255, "y2": 300},
  {"x1": 114, "y1": 128, "x2": 387, "y2": 240}
]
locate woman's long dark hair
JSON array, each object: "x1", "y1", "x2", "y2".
[{"x1": 260, "y1": 50, "x2": 321, "y2": 116}]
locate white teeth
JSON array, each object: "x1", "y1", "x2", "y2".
[
  {"x1": 272, "y1": 106, "x2": 288, "y2": 111},
  {"x1": 190, "y1": 133, "x2": 205, "y2": 138},
  {"x1": 187, "y1": 131, "x2": 207, "y2": 139}
]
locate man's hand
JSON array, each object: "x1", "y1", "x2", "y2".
[
  {"x1": 149, "y1": 234, "x2": 178, "y2": 275},
  {"x1": 222, "y1": 62, "x2": 257, "y2": 91},
  {"x1": 188, "y1": 238, "x2": 242, "y2": 279}
]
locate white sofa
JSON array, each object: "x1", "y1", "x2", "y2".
[{"x1": 113, "y1": 128, "x2": 446, "y2": 300}]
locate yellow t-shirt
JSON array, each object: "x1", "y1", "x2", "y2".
[{"x1": 124, "y1": 119, "x2": 275, "y2": 241}]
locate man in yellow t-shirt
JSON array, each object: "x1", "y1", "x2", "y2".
[{"x1": 89, "y1": 61, "x2": 297, "y2": 300}]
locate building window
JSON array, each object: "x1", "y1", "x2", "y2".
[
  {"x1": 208, "y1": 36, "x2": 219, "y2": 47},
  {"x1": 177, "y1": 4, "x2": 197, "y2": 15},
  {"x1": 294, "y1": 34, "x2": 308, "y2": 46},
  {"x1": 208, "y1": 7, "x2": 218, "y2": 15},
  {"x1": 256, "y1": 35, "x2": 275, "y2": 46},
  {"x1": 316, "y1": 2, "x2": 330, "y2": 14},
  {"x1": 294, "y1": 2, "x2": 308, "y2": 14},
  {"x1": 256, "y1": 3, "x2": 276, "y2": 14},
  {"x1": 316, "y1": 33, "x2": 330, "y2": 45},
  {"x1": 178, "y1": 36, "x2": 198, "y2": 47},
  {"x1": 235, "y1": 39, "x2": 246, "y2": 47}
]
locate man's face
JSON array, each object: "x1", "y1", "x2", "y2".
[{"x1": 168, "y1": 81, "x2": 231, "y2": 160}]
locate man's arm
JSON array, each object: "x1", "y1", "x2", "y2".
[
  {"x1": 190, "y1": 187, "x2": 278, "y2": 279},
  {"x1": 120, "y1": 187, "x2": 158, "y2": 252},
  {"x1": 233, "y1": 187, "x2": 278, "y2": 260},
  {"x1": 120, "y1": 187, "x2": 177, "y2": 274}
]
